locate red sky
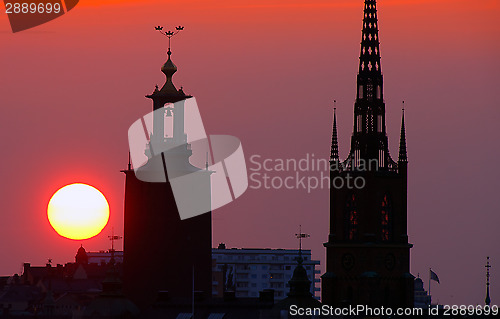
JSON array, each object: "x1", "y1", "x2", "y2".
[{"x1": 1, "y1": 0, "x2": 499, "y2": 306}]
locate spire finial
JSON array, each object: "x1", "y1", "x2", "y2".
[
  {"x1": 155, "y1": 26, "x2": 185, "y2": 94},
  {"x1": 398, "y1": 104, "x2": 407, "y2": 163},
  {"x1": 156, "y1": 25, "x2": 184, "y2": 57},
  {"x1": 485, "y1": 256, "x2": 491, "y2": 306},
  {"x1": 295, "y1": 225, "x2": 310, "y2": 265},
  {"x1": 108, "y1": 228, "x2": 122, "y2": 264},
  {"x1": 330, "y1": 101, "x2": 339, "y2": 162}
]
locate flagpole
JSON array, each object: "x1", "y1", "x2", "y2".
[
  {"x1": 192, "y1": 265, "x2": 195, "y2": 317},
  {"x1": 429, "y1": 268, "x2": 432, "y2": 306}
]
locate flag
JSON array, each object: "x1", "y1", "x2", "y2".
[{"x1": 430, "y1": 269, "x2": 440, "y2": 284}]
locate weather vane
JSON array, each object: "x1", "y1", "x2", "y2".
[
  {"x1": 155, "y1": 25, "x2": 184, "y2": 55},
  {"x1": 108, "y1": 227, "x2": 122, "y2": 253},
  {"x1": 294, "y1": 225, "x2": 310, "y2": 264}
]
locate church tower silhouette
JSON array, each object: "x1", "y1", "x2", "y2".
[{"x1": 322, "y1": 0, "x2": 414, "y2": 307}]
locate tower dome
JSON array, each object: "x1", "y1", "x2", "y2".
[
  {"x1": 288, "y1": 256, "x2": 312, "y2": 298},
  {"x1": 161, "y1": 51, "x2": 177, "y2": 77},
  {"x1": 156, "y1": 51, "x2": 184, "y2": 96},
  {"x1": 75, "y1": 245, "x2": 88, "y2": 264},
  {"x1": 414, "y1": 277, "x2": 424, "y2": 290},
  {"x1": 266, "y1": 251, "x2": 322, "y2": 318}
]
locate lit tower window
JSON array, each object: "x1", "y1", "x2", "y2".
[
  {"x1": 345, "y1": 194, "x2": 358, "y2": 240},
  {"x1": 381, "y1": 194, "x2": 392, "y2": 241}
]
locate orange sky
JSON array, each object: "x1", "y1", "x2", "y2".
[{"x1": 1, "y1": 0, "x2": 499, "y2": 306}]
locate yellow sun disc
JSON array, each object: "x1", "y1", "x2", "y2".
[{"x1": 47, "y1": 183, "x2": 110, "y2": 240}]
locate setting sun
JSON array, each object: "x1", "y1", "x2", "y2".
[{"x1": 47, "y1": 183, "x2": 109, "y2": 240}]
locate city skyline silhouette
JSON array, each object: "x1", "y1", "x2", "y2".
[{"x1": 0, "y1": 0, "x2": 498, "y2": 307}]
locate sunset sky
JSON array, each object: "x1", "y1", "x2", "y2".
[{"x1": 1, "y1": 0, "x2": 499, "y2": 306}]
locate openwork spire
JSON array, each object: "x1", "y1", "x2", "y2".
[
  {"x1": 399, "y1": 108, "x2": 407, "y2": 163},
  {"x1": 485, "y1": 256, "x2": 491, "y2": 306},
  {"x1": 330, "y1": 103, "x2": 339, "y2": 161},
  {"x1": 359, "y1": 0, "x2": 382, "y2": 77}
]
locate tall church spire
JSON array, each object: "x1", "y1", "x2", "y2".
[
  {"x1": 349, "y1": 0, "x2": 392, "y2": 169},
  {"x1": 359, "y1": 0, "x2": 382, "y2": 79},
  {"x1": 330, "y1": 102, "x2": 339, "y2": 162},
  {"x1": 322, "y1": 0, "x2": 413, "y2": 307},
  {"x1": 399, "y1": 108, "x2": 407, "y2": 163}
]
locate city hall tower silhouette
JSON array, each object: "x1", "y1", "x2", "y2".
[
  {"x1": 122, "y1": 31, "x2": 212, "y2": 308},
  {"x1": 322, "y1": 0, "x2": 414, "y2": 307}
]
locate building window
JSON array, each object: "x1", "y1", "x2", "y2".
[
  {"x1": 358, "y1": 85, "x2": 363, "y2": 99},
  {"x1": 271, "y1": 283, "x2": 284, "y2": 290},
  {"x1": 381, "y1": 194, "x2": 392, "y2": 241},
  {"x1": 377, "y1": 115, "x2": 383, "y2": 132},
  {"x1": 379, "y1": 149, "x2": 385, "y2": 168},
  {"x1": 270, "y1": 273, "x2": 283, "y2": 280},
  {"x1": 354, "y1": 149, "x2": 361, "y2": 168},
  {"x1": 345, "y1": 194, "x2": 358, "y2": 240},
  {"x1": 366, "y1": 83, "x2": 374, "y2": 100},
  {"x1": 236, "y1": 273, "x2": 248, "y2": 279}
]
